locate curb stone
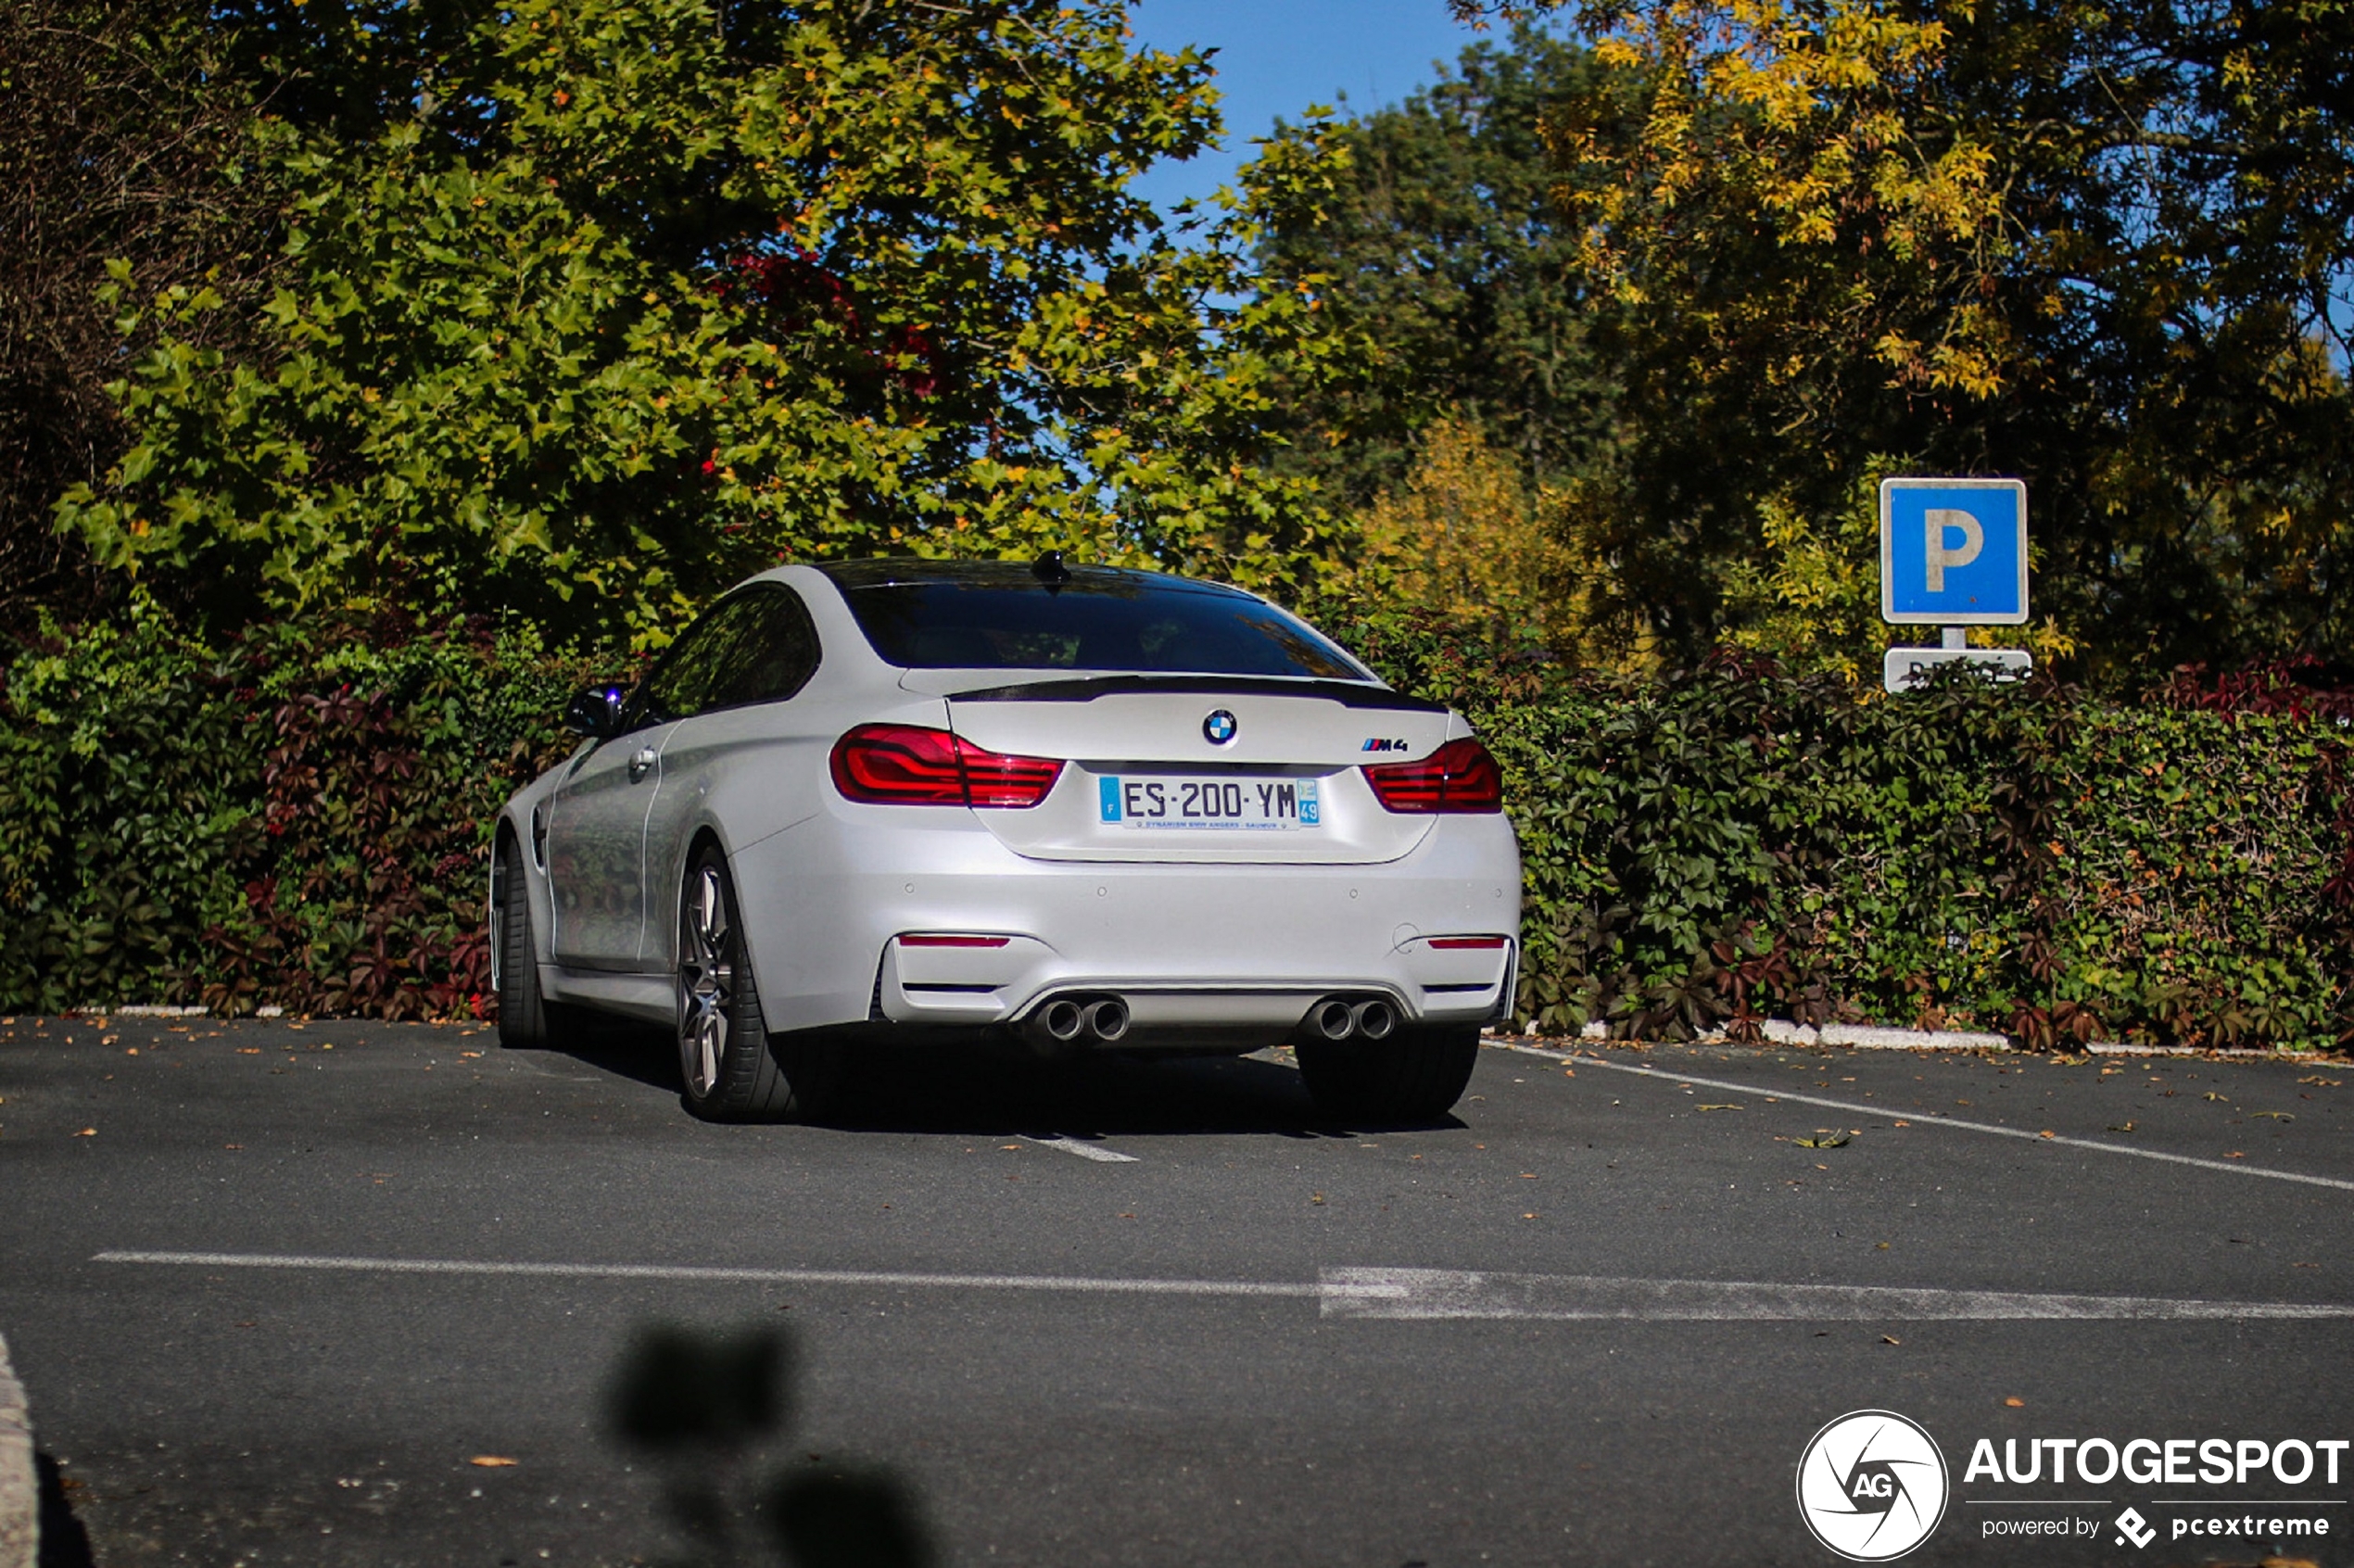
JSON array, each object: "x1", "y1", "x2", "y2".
[
  {"x1": 0, "y1": 1330, "x2": 34, "y2": 1568},
  {"x1": 1495, "y1": 1021, "x2": 2332, "y2": 1058},
  {"x1": 1765, "y1": 1019, "x2": 2013, "y2": 1051}
]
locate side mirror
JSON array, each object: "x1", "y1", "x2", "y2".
[{"x1": 563, "y1": 684, "x2": 626, "y2": 740}]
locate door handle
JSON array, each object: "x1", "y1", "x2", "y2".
[{"x1": 627, "y1": 747, "x2": 656, "y2": 783}]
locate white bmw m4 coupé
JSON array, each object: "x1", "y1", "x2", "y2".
[{"x1": 489, "y1": 557, "x2": 1521, "y2": 1123}]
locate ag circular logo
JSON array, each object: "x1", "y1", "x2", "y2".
[
  {"x1": 1202, "y1": 709, "x2": 1238, "y2": 744},
  {"x1": 1795, "y1": 1410, "x2": 1949, "y2": 1561}
]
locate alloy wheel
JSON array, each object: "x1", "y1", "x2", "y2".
[{"x1": 678, "y1": 863, "x2": 733, "y2": 1096}]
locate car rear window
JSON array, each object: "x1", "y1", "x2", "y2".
[{"x1": 827, "y1": 565, "x2": 1373, "y2": 679}]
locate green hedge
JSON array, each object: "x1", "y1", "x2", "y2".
[
  {"x1": 0, "y1": 606, "x2": 597, "y2": 1018},
  {"x1": 4, "y1": 608, "x2": 2348, "y2": 1048},
  {"x1": 1348, "y1": 613, "x2": 2354, "y2": 1052}
]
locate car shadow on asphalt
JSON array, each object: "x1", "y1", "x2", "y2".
[
  {"x1": 538, "y1": 1012, "x2": 687, "y2": 1094},
  {"x1": 827, "y1": 1047, "x2": 1470, "y2": 1141},
  {"x1": 538, "y1": 1023, "x2": 1467, "y2": 1139}
]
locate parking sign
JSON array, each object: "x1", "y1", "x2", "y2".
[{"x1": 1879, "y1": 478, "x2": 2028, "y2": 625}]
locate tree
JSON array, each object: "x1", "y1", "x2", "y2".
[
  {"x1": 1253, "y1": 27, "x2": 1617, "y2": 505},
  {"x1": 57, "y1": 0, "x2": 1354, "y2": 644},
  {"x1": 1454, "y1": 0, "x2": 2354, "y2": 677},
  {"x1": 0, "y1": 0, "x2": 277, "y2": 639}
]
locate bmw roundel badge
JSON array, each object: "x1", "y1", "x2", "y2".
[{"x1": 1203, "y1": 709, "x2": 1238, "y2": 744}]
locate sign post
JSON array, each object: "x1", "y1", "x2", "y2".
[{"x1": 1878, "y1": 477, "x2": 2031, "y2": 692}]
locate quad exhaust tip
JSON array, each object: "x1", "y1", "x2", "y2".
[
  {"x1": 1027, "y1": 994, "x2": 1132, "y2": 1046},
  {"x1": 1308, "y1": 994, "x2": 1401, "y2": 1043}
]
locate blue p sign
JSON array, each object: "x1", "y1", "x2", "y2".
[{"x1": 1879, "y1": 478, "x2": 2028, "y2": 625}]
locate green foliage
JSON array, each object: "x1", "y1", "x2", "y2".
[
  {"x1": 6, "y1": 607, "x2": 2348, "y2": 1049},
  {"x1": 1440, "y1": 0, "x2": 2354, "y2": 677},
  {"x1": 0, "y1": 0, "x2": 279, "y2": 637},
  {"x1": 0, "y1": 603, "x2": 593, "y2": 1016},
  {"x1": 54, "y1": 0, "x2": 1356, "y2": 644},
  {"x1": 1347, "y1": 613, "x2": 2354, "y2": 1051},
  {"x1": 1252, "y1": 25, "x2": 1616, "y2": 503}
]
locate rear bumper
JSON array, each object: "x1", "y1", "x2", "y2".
[{"x1": 728, "y1": 805, "x2": 1521, "y2": 1040}]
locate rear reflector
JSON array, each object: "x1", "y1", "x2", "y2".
[
  {"x1": 830, "y1": 724, "x2": 1063, "y2": 808},
  {"x1": 1362, "y1": 738, "x2": 1504, "y2": 814},
  {"x1": 1426, "y1": 936, "x2": 1510, "y2": 950},
  {"x1": 897, "y1": 934, "x2": 1012, "y2": 948}
]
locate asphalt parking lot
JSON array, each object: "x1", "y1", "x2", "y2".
[{"x1": 1, "y1": 1013, "x2": 2349, "y2": 1566}]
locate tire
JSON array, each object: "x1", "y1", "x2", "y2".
[
  {"x1": 1297, "y1": 1022, "x2": 1481, "y2": 1125},
  {"x1": 494, "y1": 832, "x2": 564, "y2": 1049},
  {"x1": 676, "y1": 842, "x2": 843, "y2": 1122}
]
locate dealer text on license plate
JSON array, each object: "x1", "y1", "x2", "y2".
[{"x1": 1097, "y1": 776, "x2": 1321, "y2": 830}]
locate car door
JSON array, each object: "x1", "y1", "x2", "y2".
[
  {"x1": 543, "y1": 715, "x2": 676, "y2": 970},
  {"x1": 640, "y1": 585, "x2": 826, "y2": 967},
  {"x1": 542, "y1": 594, "x2": 772, "y2": 970}
]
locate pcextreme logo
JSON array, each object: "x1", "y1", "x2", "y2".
[{"x1": 1796, "y1": 1410, "x2": 1952, "y2": 1561}]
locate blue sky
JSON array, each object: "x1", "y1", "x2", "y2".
[{"x1": 1123, "y1": 0, "x2": 1490, "y2": 214}]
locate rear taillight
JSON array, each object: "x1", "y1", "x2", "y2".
[
  {"x1": 1362, "y1": 737, "x2": 1504, "y2": 814},
  {"x1": 829, "y1": 725, "x2": 1064, "y2": 809}
]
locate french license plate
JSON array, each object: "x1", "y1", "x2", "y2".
[{"x1": 1097, "y1": 775, "x2": 1321, "y2": 830}]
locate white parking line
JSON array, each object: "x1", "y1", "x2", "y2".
[
  {"x1": 1499, "y1": 1042, "x2": 2354, "y2": 1194},
  {"x1": 1317, "y1": 1267, "x2": 2354, "y2": 1321},
  {"x1": 93, "y1": 1251, "x2": 2354, "y2": 1322},
  {"x1": 93, "y1": 1250, "x2": 1304, "y2": 1297},
  {"x1": 1019, "y1": 1134, "x2": 1139, "y2": 1163}
]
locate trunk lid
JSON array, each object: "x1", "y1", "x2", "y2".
[{"x1": 918, "y1": 673, "x2": 1455, "y2": 864}]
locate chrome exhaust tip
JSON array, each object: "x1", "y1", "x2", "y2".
[
  {"x1": 1350, "y1": 999, "x2": 1398, "y2": 1042},
  {"x1": 1083, "y1": 998, "x2": 1130, "y2": 1043},
  {"x1": 1038, "y1": 998, "x2": 1085, "y2": 1043},
  {"x1": 1312, "y1": 998, "x2": 1357, "y2": 1041}
]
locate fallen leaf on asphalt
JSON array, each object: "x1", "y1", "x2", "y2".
[
  {"x1": 469, "y1": 1456, "x2": 517, "y2": 1468},
  {"x1": 223, "y1": 1144, "x2": 243, "y2": 1150},
  {"x1": 1117, "y1": 1213, "x2": 1135, "y2": 1220},
  {"x1": 1876, "y1": 1242, "x2": 1891, "y2": 1250},
  {"x1": 237, "y1": 1047, "x2": 260, "y2": 1055},
  {"x1": 1892, "y1": 1119, "x2": 1910, "y2": 1127},
  {"x1": 1697, "y1": 1104, "x2": 1741, "y2": 1112},
  {"x1": 1882, "y1": 1335, "x2": 1901, "y2": 1346},
  {"x1": 2225, "y1": 1151, "x2": 2246, "y2": 1158},
  {"x1": 1794, "y1": 1134, "x2": 1850, "y2": 1149},
  {"x1": 1310, "y1": 1193, "x2": 1325, "y2": 1206},
  {"x1": 2108, "y1": 1121, "x2": 2137, "y2": 1132},
  {"x1": 999, "y1": 1144, "x2": 1020, "y2": 1150},
  {"x1": 2297, "y1": 1076, "x2": 2339, "y2": 1087},
  {"x1": 2039, "y1": 1129, "x2": 2057, "y2": 1139},
  {"x1": 2251, "y1": 1111, "x2": 2294, "y2": 1121},
  {"x1": 2005, "y1": 1397, "x2": 2025, "y2": 1408},
  {"x1": 1522, "y1": 1212, "x2": 1538, "y2": 1220},
  {"x1": 73, "y1": 1128, "x2": 95, "y2": 1137},
  {"x1": 2204, "y1": 1092, "x2": 2229, "y2": 1102}
]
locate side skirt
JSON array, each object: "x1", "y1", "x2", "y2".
[{"x1": 540, "y1": 966, "x2": 675, "y2": 1028}]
